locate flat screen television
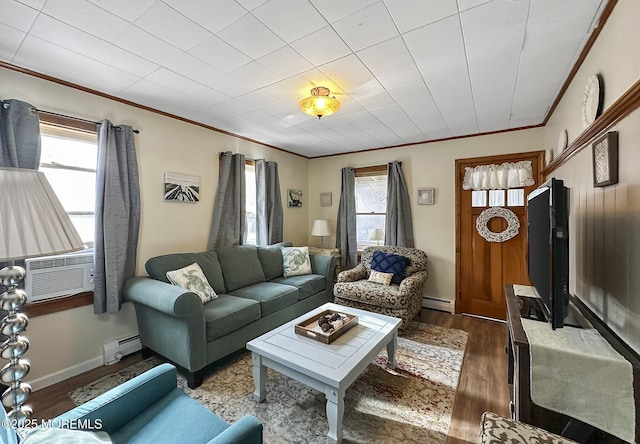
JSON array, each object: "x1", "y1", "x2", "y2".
[{"x1": 527, "y1": 178, "x2": 570, "y2": 329}]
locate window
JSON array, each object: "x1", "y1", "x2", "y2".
[
  {"x1": 39, "y1": 123, "x2": 97, "y2": 248},
  {"x1": 355, "y1": 166, "x2": 387, "y2": 250},
  {"x1": 245, "y1": 162, "x2": 257, "y2": 245},
  {"x1": 471, "y1": 189, "x2": 525, "y2": 208},
  {"x1": 25, "y1": 116, "x2": 98, "y2": 317}
]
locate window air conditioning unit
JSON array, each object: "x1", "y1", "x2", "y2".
[{"x1": 24, "y1": 251, "x2": 95, "y2": 302}]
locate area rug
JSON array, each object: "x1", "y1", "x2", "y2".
[{"x1": 70, "y1": 322, "x2": 467, "y2": 444}]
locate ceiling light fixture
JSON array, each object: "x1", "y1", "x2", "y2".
[{"x1": 299, "y1": 86, "x2": 340, "y2": 119}]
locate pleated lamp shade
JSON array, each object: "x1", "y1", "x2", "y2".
[{"x1": 0, "y1": 167, "x2": 85, "y2": 261}]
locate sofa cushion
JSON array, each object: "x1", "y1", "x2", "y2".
[
  {"x1": 271, "y1": 274, "x2": 325, "y2": 300},
  {"x1": 204, "y1": 294, "x2": 261, "y2": 342},
  {"x1": 333, "y1": 280, "x2": 409, "y2": 310},
  {"x1": 371, "y1": 251, "x2": 409, "y2": 284},
  {"x1": 229, "y1": 282, "x2": 298, "y2": 316},
  {"x1": 216, "y1": 245, "x2": 266, "y2": 292},
  {"x1": 257, "y1": 242, "x2": 292, "y2": 280},
  {"x1": 166, "y1": 263, "x2": 217, "y2": 304},
  {"x1": 145, "y1": 251, "x2": 225, "y2": 295},
  {"x1": 110, "y1": 388, "x2": 229, "y2": 443},
  {"x1": 282, "y1": 246, "x2": 312, "y2": 277},
  {"x1": 257, "y1": 245, "x2": 284, "y2": 280}
]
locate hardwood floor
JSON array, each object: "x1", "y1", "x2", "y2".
[
  {"x1": 417, "y1": 310, "x2": 511, "y2": 444},
  {"x1": 27, "y1": 309, "x2": 510, "y2": 443}
]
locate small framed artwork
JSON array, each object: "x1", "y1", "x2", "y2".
[
  {"x1": 164, "y1": 172, "x2": 200, "y2": 202},
  {"x1": 418, "y1": 188, "x2": 435, "y2": 205},
  {"x1": 320, "y1": 192, "x2": 332, "y2": 207},
  {"x1": 287, "y1": 189, "x2": 303, "y2": 207},
  {"x1": 592, "y1": 131, "x2": 618, "y2": 187}
]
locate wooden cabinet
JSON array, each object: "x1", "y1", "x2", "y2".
[
  {"x1": 505, "y1": 286, "x2": 567, "y2": 432},
  {"x1": 505, "y1": 285, "x2": 636, "y2": 443}
]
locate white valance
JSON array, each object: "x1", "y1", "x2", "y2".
[{"x1": 463, "y1": 161, "x2": 534, "y2": 190}]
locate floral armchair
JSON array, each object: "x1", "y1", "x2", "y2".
[{"x1": 333, "y1": 246, "x2": 428, "y2": 328}]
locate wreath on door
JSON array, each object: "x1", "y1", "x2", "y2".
[{"x1": 476, "y1": 207, "x2": 520, "y2": 242}]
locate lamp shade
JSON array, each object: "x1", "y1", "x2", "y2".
[
  {"x1": 311, "y1": 219, "x2": 331, "y2": 237},
  {"x1": 0, "y1": 167, "x2": 85, "y2": 261},
  {"x1": 370, "y1": 228, "x2": 384, "y2": 241},
  {"x1": 299, "y1": 86, "x2": 340, "y2": 119}
]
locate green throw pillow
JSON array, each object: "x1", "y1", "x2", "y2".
[
  {"x1": 282, "y1": 246, "x2": 312, "y2": 277},
  {"x1": 166, "y1": 262, "x2": 217, "y2": 303}
]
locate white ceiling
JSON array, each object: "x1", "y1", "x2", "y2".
[{"x1": 0, "y1": 0, "x2": 607, "y2": 158}]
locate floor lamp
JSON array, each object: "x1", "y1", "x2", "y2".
[{"x1": 0, "y1": 167, "x2": 84, "y2": 423}]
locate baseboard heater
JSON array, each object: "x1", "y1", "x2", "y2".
[
  {"x1": 422, "y1": 296, "x2": 455, "y2": 314},
  {"x1": 102, "y1": 334, "x2": 142, "y2": 365}
]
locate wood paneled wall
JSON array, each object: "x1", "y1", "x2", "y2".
[{"x1": 550, "y1": 106, "x2": 640, "y2": 356}]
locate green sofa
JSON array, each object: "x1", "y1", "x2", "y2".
[
  {"x1": 123, "y1": 243, "x2": 336, "y2": 388},
  {"x1": 0, "y1": 363, "x2": 262, "y2": 444}
]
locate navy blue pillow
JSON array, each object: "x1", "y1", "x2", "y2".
[{"x1": 370, "y1": 251, "x2": 410, "y2": 285}]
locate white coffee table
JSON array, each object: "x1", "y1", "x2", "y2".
[{"x1": 246, "y1": 302, "x2": 402, "y2": 444}]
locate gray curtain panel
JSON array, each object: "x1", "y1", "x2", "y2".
[
  {"x1": 255, "y1": 159, "x2": 283, "y2": 245},
  {"x1": 0, "y1": 99, "x2": 41, "y2": 169},
  {"x1": 208, "y1": 151, "x2": 246, "y2": 248},
  {"x1": 386, "y1": 161, "x2": 415, "y2": 248},
  {"x1": 94, "y1": 120, "x2": 141, "y2": 314},
  {"x1": 336, "y1": 167, "x2": 357, "y2": 268}
]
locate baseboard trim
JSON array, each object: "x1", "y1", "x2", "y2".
[
  {"x1": 28, "y1": 356, "x2": 103, "y2": 392},
  {"x1": 422, "y1": 296, "x2": 455, "y2": 314}
]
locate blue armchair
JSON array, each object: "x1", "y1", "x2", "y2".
[{"x1": 0, "y1": 363, "x2": 262, "y2": 444}]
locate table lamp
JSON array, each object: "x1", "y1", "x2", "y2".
[
  {"x1": 311, "y1": 220, "x2": 331, "y2": 248},
  {"x1": 0, "y1": 167, "x2": 85, "y2": 423},
  {"x1": 370, "y1": 228, "x2": 384, "y2": 246}
]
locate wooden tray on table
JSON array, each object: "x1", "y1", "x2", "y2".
[{"x1": 294, "y1": 309, "x2": 358, "y2": 344}]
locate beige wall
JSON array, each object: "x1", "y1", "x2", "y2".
[
  {"x1": 542, "y1": 0, "x2": 640, "y2": 353},
  {"x1": 545, "y1": 0, "x2": 640, "y2": 158},
  {"x1": 308, "y1": 127, "x2": 545, "y2": 305},
  {"x1": 0, "y1": 67, "x2": 309, "y2": 386}
]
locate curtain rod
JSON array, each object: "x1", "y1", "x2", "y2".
[{"x1": 34, "y1": 108, "x2": 140, "y2": 134}]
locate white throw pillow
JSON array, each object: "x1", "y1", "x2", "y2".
[
  {"x1": 368, "y1": 270, "x2": 393, "y2": 286},
  {"x1": 282, "y1": 246, "x2": 312, "y2": 277},
  {"x1": 18, "y1": 427, "x2": 111, "y2": 443},
  {"x1": 166, "y1": 263, "x2": 217, "y2": 304}
]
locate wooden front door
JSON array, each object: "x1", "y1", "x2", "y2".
[{"x1": 456, "y1": 151, "x2": 545, "y2": 320}]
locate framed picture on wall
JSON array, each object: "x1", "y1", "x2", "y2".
[
  {"x1": 287, "y1": 189, "x2": 303, "y2": 207},
  {"x1": 417, "y1": 188, "x2": 435, "y2": 205},
  {"x1": 164, "y1": 172, "x2": 200, "y2": 202},
  {"x1": 320, "y1": 192, "x2": 332, "y2": 207},
  {"x1": 592, "y1": 131, "x2": 618, "y2": 187}
]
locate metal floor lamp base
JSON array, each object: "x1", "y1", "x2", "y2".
[{"x1": 0, "y1": 263, "x2": 33, "y2": 423}]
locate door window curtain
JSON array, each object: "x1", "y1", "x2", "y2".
[
  {"x1": 94, "y1": 120, "x2": 141, "y2": 314},
  {"x1": 462, "y1": 161, "x2": 534, "y2": 190},
  {"x1": 336, "y1": 167, "x2": 357, "y2": 268},
  {"x1": 255, "y1": 159, "x2": 283, "y2": 245},
  {"x1": 385, "y1": 161, "x2": 415, "y2": 247},
  {"x1": 208, "y1": 151, "x2": 246, "y2": 248},
  {"x1": 0, "y1": 99, "x2": 41, "y2": 169}
]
